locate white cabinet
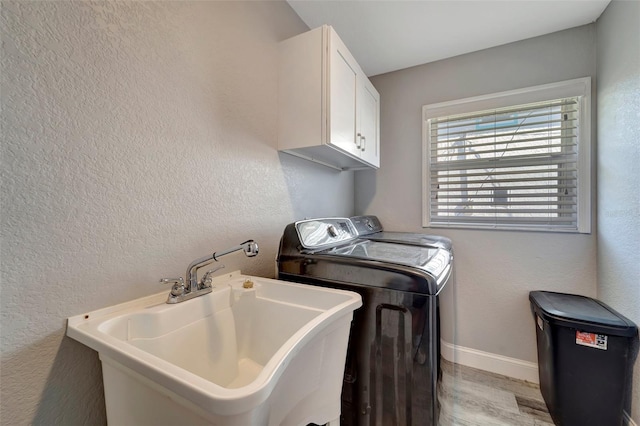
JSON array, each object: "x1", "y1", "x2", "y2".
[{"x1": 278, "y1": 25, "x2": 380, "y2": 170}]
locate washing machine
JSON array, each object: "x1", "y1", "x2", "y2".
[{"x1": 277, "y1": 217, "x2": 453, "y2": 426}]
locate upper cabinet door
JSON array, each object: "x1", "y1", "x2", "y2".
[
  {"x1": 329, "y1": 30, "x2": 360, "y2": 158},
  {"x1": 358, "y1": 78, "x2": 380, "y2": 168}
]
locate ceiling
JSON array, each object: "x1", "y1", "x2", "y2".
[{"x1": 287, "y1": 0, "x2": 611, "y2": 76}]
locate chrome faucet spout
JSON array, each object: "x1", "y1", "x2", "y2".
[
  {"x1": 185, "y1": 254, "x2": 216, "y2": 292},
  {"x1": 188, "y1": 240, "x2": 259, "y2": 290},
  {"x1": 213, "y1": 240, "x2": 259, "y2": 260},
  {"x1": 161, "y1": 239, "x2": 259, "y2": 304}
]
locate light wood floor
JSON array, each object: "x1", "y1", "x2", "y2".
[
  {"x1": 439, "y1": 359, "x2": 554, "y2": 426},
  {"x1": 438, "y1": 360, "x2": 553, "y2": 426},
  {"x1": 315, "y1": 359, "x2": 553, "y2": 426}
]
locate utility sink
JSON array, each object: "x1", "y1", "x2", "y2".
[{"x1": 67, "y1": 271, "x2": 362, "y2": 425}]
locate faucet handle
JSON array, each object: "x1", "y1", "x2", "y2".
[
  {"x1": 160, "y1": 277, "x2": 184, "y2": 285},
  {"x1": 200, "y1": 265, "x2": 225, "y2": 289},
  {"x1": 160, "y1": 277, "x2": 185, "y2": 297}
]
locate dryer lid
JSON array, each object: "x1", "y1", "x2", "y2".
[
  {"x1": 365, "y1": 231, "x2": 452, "y2": 250},
  {"x1": 325, "y1": 240, "x2": 451, "y2": 280}
]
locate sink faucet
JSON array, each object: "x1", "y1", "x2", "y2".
[{"x1": 160, "y1": 240, "x2": 259, "y2": 304}]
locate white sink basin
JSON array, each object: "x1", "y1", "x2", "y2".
[{"x1": 67, "y1": 271, "x2": 361, "y2": 425}]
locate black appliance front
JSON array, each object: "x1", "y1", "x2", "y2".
[{"x1": 277, "y1": 218, "x2": 452, "y2": 426}]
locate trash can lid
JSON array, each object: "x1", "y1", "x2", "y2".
[{"x1": 529, "y1": 291, "x2": 638, "y2": 337}]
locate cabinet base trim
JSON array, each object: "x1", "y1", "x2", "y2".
[{"x1": 281, "y1": 150, "x2": 371, "y2": 171}]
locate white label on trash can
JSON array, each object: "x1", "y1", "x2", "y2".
[{"x1": 576, "y1": 331, "x2": 608, "y2": 350}]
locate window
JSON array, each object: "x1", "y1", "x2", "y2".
[{"x1": 423, "y1": 78, "x2": 591, "y2": 233}]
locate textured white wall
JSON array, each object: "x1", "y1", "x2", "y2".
[
  {"x1": 357, "y1": 25, "x2": 598, "y2": 363},
  {"x1": 596, "y1": 0, "x2": 640, "y2": 421},
  {"x1": 0, "y1": 2, "x2": 354, "y2": 424}
]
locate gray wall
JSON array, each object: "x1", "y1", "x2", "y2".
[
  {"x1": 3, "y1": 1, "x2": 638, "y2": 424},
  {"x1": 596, "y1": 0, "x2": 640, "y2": 421},
  {"x1": 0, "y1": 2, "x2": 353, "y2": 424},
  {"x1": 357, "y1": 25, "x2": 598, "y2": 363}
]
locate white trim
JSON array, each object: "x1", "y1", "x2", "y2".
[
  {"x1": 423, "y1": 77, "x2": 591, "y2": 120},
  {"x1": 576, "y1": 88, "x2": 591, "y2": 233},
  {"x1": 625, "y1": 411, "x2": 638, "y2": 426},
  {"x1": 440, "y1": 339, "x2": 539, "y2": 384},
  {"x1": 421, "y1": 117, "x2": 431, "y2": 228},
  {"x1": 422, "y1": 77, "x2": 592, "y2": 233}
]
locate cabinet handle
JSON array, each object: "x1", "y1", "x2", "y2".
[
  {"x1": 361, "y1": 136, "x2": 366, "y2": 151},
  {"x1": 356, "y1": 133, "x2": 362, "y2": 149}
]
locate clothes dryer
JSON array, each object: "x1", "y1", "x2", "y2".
[{"x1": 350, "y1": 215, "x2": 452, "y2": 251}]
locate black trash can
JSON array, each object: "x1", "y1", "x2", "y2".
[{"x1": 529, "y1": 291, "x2": 639, "y2": 426}]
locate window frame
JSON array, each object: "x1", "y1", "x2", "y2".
[{"x1": 422, "y1": 77, "x2": 591, "y2": 233}]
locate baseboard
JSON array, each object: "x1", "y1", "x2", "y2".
[
  {"x1": 440, "y1": 340, "x2": 539, "y2": 384},
  {"x1": 625, "y1": 411, "x2": 638, "y2": 426}
]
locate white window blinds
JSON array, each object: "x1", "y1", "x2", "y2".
[{"x1": 424, "y1": 79, "x2": 591, "y2": 233}]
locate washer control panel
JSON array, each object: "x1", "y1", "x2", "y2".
[
  {"x1": 350, "y1": 215, "x2": 383, "y2": 235},
  {"x1": 295, "y1": 218, "x2": 358, "y2": 250}
]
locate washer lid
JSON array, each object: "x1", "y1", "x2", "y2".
[
  {"x1": 529, "y1": 291, "x2": 638, "y2": 337},
  {"x1": 327, "y1": 240, "x2": 450, "y2": 279}
]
